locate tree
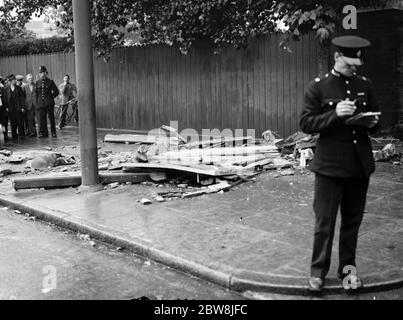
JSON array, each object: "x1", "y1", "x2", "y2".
[{"x1": 0, "y1": 0, "x2": 387, "y2": 58}]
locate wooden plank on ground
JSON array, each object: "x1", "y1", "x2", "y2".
[
  {"x1": 160, "y1": 154, "x2": 272, "y2": 167},
  {"x1": 122, "y1": 162, "x2": 237, "y2": 177},
  {"x1": 13, "y1": 173, "x2": 149, "y2": 190},
  {"x1": 181, "y1": 136, "x2": 254, "y2": 149},
  {"x1": 153, "y1": 145, "x2": 280, "y2": 162},
  {"x1": 104, "y1": 134, "x2": 158, "y2": 144}
]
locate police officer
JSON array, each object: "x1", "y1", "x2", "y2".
[
  {"x1": 36, "y1": 66, "x2": 59, "y2": 138},
  {"x1": 300, "y1": 35, "x2": 380, "y2": 294}
]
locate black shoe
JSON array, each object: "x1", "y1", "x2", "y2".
[
  {"x1": 308, "y1": 277, "x2": 325, "y2": 293},
  {"x1": 342, "y1": 275, "x2": 364, "y2": 295}
]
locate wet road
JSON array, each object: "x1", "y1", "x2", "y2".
[
  {"x1": 0, "y1": 207, "x2": 244, "y2": 300},
  {"x1": 0, "y1": 207, "x2": 401, "y2": 300}
]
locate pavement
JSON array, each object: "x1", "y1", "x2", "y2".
[{"x1": 0, "y1": 127, "x2": 402, "y2": 296}]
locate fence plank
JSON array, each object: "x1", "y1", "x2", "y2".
[{"x1": 0, "y1": 34, "x2": 321, "y2": 137}]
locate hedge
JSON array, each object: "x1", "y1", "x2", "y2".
[{"x1": 0, "y1": 36, "x2": 72, "y2": 57}]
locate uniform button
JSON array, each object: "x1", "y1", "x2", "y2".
[
  {"x1": 329, "y1": 101, "x2": 334, "y2": 106},
  {"x1": 353, "y1": 140, "x2": 357, "y2": 144},
  {"x1": 363, "y1": 102, "x2": 367, "y2": 106},
  {"x1": 353, "y1": 131, "x2": 356, "y2": 135},
  {"x1": 345, "y1": 80, "x2": 349, "y2": 85},
  {"x1": 347, "y1": 90, "x2": 351, "y2": 94}
]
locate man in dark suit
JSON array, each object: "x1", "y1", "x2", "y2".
[
  {"x1": 3, "y1": 74, "x2": 26, "y2": 139},
  {"x1": 0, "y1": 76, "x2": 6, "y2": 142},
  {"x1": 300, "y1": 36, "x2": 380, "y2": 294},
  {"x1": 23, "y1": 74, "x2": 38, "y2": 137},
  {"x1": 36, "y1": 66, "x2": 59, "y2": 138}
]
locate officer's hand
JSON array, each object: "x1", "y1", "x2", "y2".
[{"x1": 336, "y1": 100, "x2": 357, "y2": 117}]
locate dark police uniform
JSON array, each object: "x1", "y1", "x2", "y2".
[
  {"x1": 36, "y1": 66, "x2": 59, "y2": 137},
  {"x1": 300, "y1": 36, "x2": 380, "y2": 280}
]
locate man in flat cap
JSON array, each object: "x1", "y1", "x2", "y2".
[
  {"x1": 3, "y1": 74, "x2": 26, "y2": 140},
  {"x1": 16, "y1": 75, "x2": 24, "y2": 87},
  {"x1": 0, "y1": 76, "x2": 5, "y2": 142},
  {"x1": 300, "y1": 35, "x2": 380, "y2": 294},
  {"x1": 36, "y1": 66, "x2": 59, "y2": 138}
]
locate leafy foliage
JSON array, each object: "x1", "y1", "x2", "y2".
[
  {"x1": 0, "y1": 36, "x2": 70, "y2": 57},
  {"x1": 0, "y1": 0, "x2": 388, "y2": 58}
]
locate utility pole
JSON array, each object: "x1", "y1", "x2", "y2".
[{"x1": 72, "y1": 0, "x2": 99, "y2": 187}]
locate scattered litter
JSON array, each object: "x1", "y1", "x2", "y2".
[
  {"x1": 262, "y1": 130, "x2": 281, "y2": 144},
  {"x1": 373, "y1": 143, "x2": 399, "y2": 162},
  {"x1": 144, "y1": 260, "x2": 151, "y2": 267},
  {"x1": 89, "y1": 241, "x2": 96, "y2": 247},
  {"x1": 78, "y1": 233, "x2": 91, "y2": 241},
  {"x1": 299, "y1": 148, "x2": 314, "y2": 168},
  {"x1": 155, "y1": 196, "x2": 166, "y2": 203},
  {"x1": 140, "y1": 198, "x2": 152, "y2": 205},
  {"x1": 108, "y1": 182, "x2": 120, "y2": 189},
  {"x1": 0, "y1": 149, "x2": 13, "y2": 157}
]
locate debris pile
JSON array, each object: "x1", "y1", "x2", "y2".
[
  {"x1": 372, "y1": 143, "x2": 401, "y2": 164},
  {"x1": 8, "y1": 126, "x2": 400, "y2": 202}
]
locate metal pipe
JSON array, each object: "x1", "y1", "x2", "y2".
[{"x1": 72, "y1": 0, "x2": 99, "y2": 186}]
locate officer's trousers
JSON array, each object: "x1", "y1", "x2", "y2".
[
  {"x1": 311, "y1": 173, "x2": 369, "y2": 279},
  {"x1": 38, "y1": 105, "x2": 56, "y2": 136}
]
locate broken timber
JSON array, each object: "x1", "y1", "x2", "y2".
[
  {"x1": 152, "y1": 145, "x2": 280, "y2": 162},
  {"x1": 122, "y1": 162, "x2": 238, "y2": 177},
  {"x1": 104, "y1": 134, "x2": 159, "y2": 144},
  {"x1": 180, "y1": 136, "x2": 254, "y2": 149},
  {"x1": 12, "y1": 173, "x2": 149, "y2": 190}
]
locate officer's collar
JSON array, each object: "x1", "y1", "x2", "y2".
[{"x1": 331, "y1": 69, "x2": 355, "y2": 79}]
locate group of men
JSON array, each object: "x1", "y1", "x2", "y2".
[{"x1": 0, "y1": 66, "x2": 77, "y2": 142}]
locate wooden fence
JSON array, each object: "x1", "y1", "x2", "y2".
[{"x1": 0, "y1": 33, "x2": 322, "y2": 137}]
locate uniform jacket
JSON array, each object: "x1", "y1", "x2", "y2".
[
  {"x1": 300, "y1": 70, "x2": 380, "y2": 178},
  {"x1": 35, "y1": 77, "x2": 59, "y2": 109},
  {"x1": 23, "y1": 83, "x2": 38, "y2": 110},
  {"x1": 3, "y1": 85, "x2": 25, "y2": 113}
]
